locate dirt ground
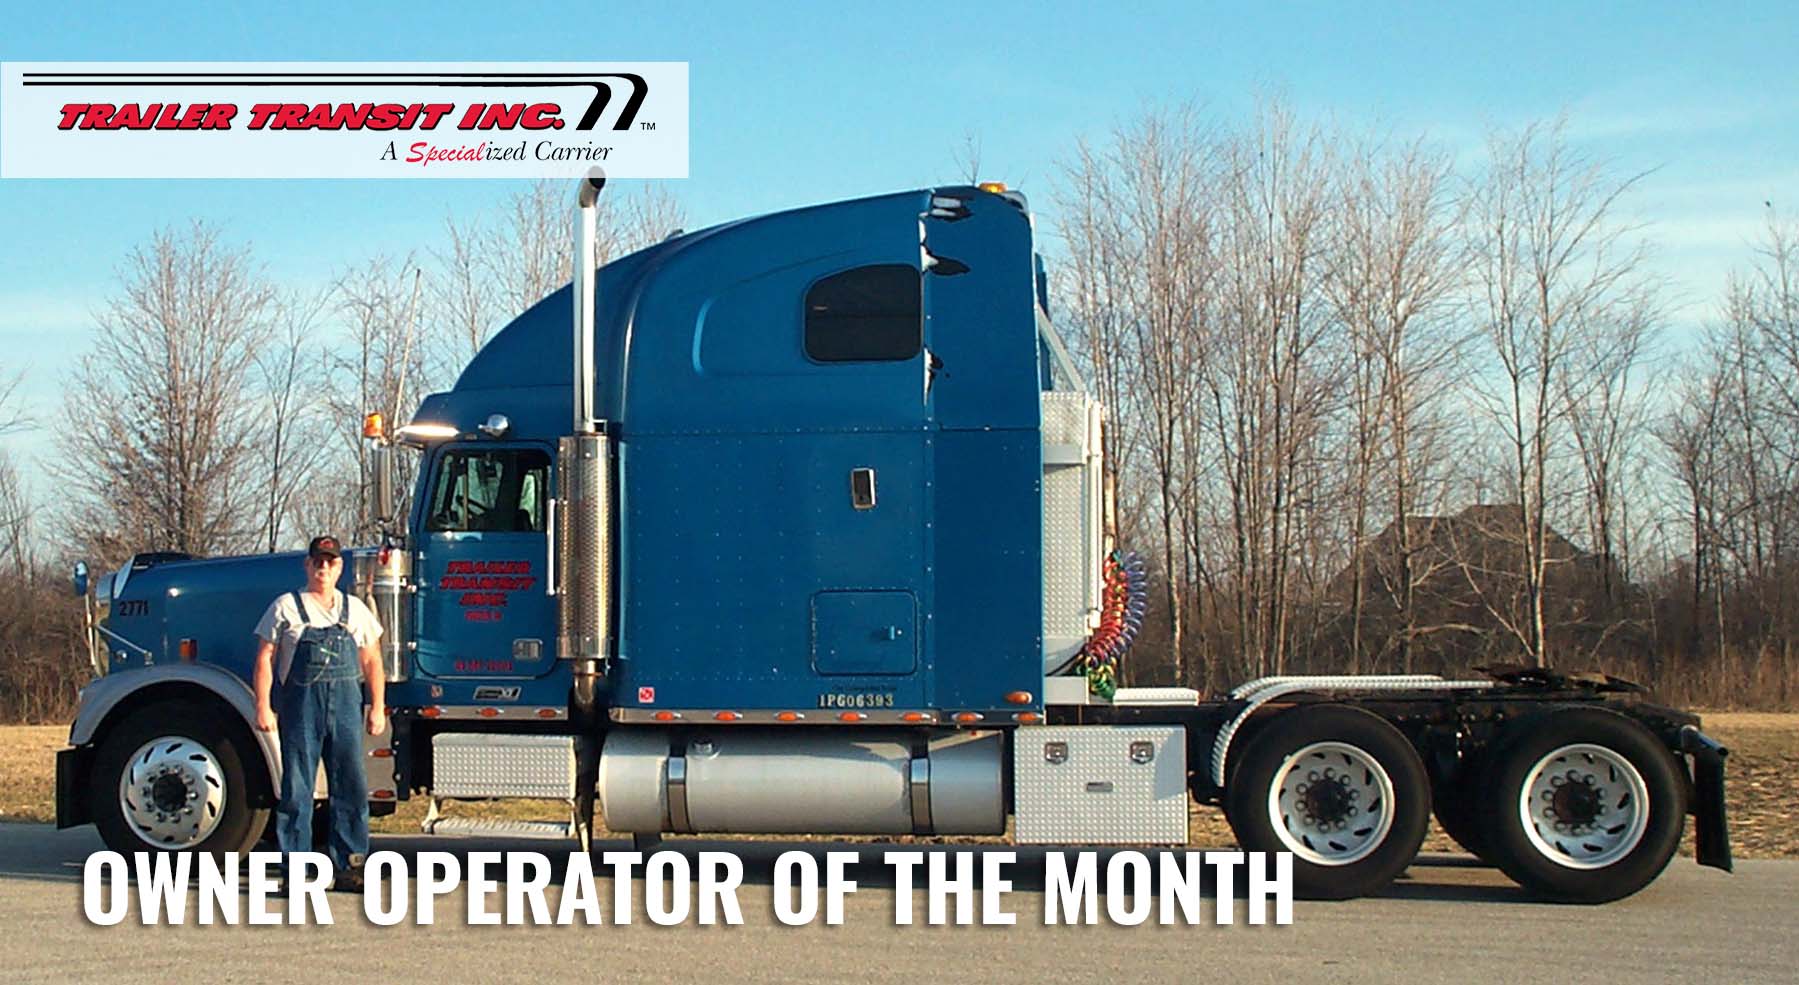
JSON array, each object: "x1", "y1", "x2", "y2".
[{"x1": 5, "y1": 713, "x2": 1794, "y2": 858}]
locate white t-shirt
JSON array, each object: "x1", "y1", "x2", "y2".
[{"x1": 254, "y1": 590, "x2": 384, "y2": 684}]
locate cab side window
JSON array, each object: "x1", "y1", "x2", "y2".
[
  {"x1": 425, "y1": 448, "x2": 552, "y2": 533},
  {"x1": 804, "y1": 264, "x2": 921, "y2": 362}
]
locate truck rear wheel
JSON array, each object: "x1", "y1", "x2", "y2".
[
  {"x1": 1224, "y1": 705, "x2": 1431, "y2": 900},
  {"x1": 1475, "y1": 708, "x2": 1684, "y2": 904},
  {"x1": 90, "y1": 702, "x2": 268, "y2": 857}
]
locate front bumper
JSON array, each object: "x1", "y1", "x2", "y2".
[{"x1": 1679, "y1": 725, "x2": 1732, "y2": 872}]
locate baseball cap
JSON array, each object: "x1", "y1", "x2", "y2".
[{"x1": 307, "y1": 535, "x2": 343, "y2": 560}]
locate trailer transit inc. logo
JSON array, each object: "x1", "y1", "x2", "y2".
[{"x1": 0, "y1": 62, "x2": 688, "y2": 178}]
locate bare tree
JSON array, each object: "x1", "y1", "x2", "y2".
[
  {"x1": 433, "y1": 211, "x2": 498, "y2": 367},
  {"x1": 0, "y1": 378, "x2": 30, "y2": 574},
  {"x1": 951, "y1": 130, "x2": 984, "y2": 184},
  {"x1": 1660, "y1": 359, "x2": 1728, "y2": 672},
  {"x1": 0, "y1": 372, "x2": 28, "y2": 437},
  {"x1": 1465, "y1": 121, "x2": 1648, "y2": 666},
  {"x1": 484, "y1": 180, "x2": 688, "y2": 317},
  {"x1": 1325, "y1": 137, "x2": 1466, "y2": 671},
  {"x1": 255, "y1": 289, "x2": 332, "y2": 552},
  {"x1": 1563, "y1": 287, "x2": 1658, "y2": 601},
  {"x1": 1057, "y1": 105, "x2": 1218, "y2": 686},
  {"x1": 324, "y1": 257, "x2": 429, "y2": 542},
  {"x1": 1664, "y1": 210, "x2": 1799, "y2": 698},
  {"x1": 52, "y1": 222, "x2": 274, "y2": 566},
  {"x1": 0, "y1": 454, "x2": 31, "y2": 578},
  {"x1": 1199, "y1": 101, "x2": 1336, "y2": 679},
  {"x1": 1056, "y1": 138, "x2": 1142, "y2": 538},
  {"x1": 432, "y1": 181, "x2": 689, "y2": 380}
]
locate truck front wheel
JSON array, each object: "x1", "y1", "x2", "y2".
[
  {"x1": 1224, "y1": 705, "x2": 1431, "y2": 900},
  {"x1": 1475, "y1": 708, "x2": 1684, "y2": 903},
  {"x1": 90, "y1": 702, "x2": 269, "y2": 857}
]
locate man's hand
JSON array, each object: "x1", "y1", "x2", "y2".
[
  {"x1": 255, "y1": 704, "x2": 277, "y2": 733},
  {"x1": 366, "y1": 705, "x2": 387, "y2": 737}
]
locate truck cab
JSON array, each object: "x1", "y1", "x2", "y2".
[{"x1": 60, "y1": 180, "x2": 1116, "y2": 850}]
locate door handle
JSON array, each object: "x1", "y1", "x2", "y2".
[{"x1": 850, "y1": 468, "x2": 877, "y2": 510}]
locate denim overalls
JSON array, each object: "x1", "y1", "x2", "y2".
[{"x1": 273, "y1": 589, "x2": 369, "y2": 871}]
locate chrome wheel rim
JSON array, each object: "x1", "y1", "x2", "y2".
[
  {"x1": 117, "y1": 736, "x2": 226, "y2": 848},
  {"x1": 1268, "y1": 741, "x2": 1396, "y2": 866},
  {"x1": 1518, "y1": 743, "x2": 1649, "y2": 870}
]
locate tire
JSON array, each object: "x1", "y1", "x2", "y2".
[
  {"x1": 1475, "y1": 708, "x2": 1685, "y2": 904},
  {"x1": 1224, "y1": 705, "x2": 1432, "y2": 900},
  {"x1": 90, "y1": 701, "x2": 269, "y2": 857}
]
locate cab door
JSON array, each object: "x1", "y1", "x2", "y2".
[{"x1": 412, "y1": 443, "x2": 557, "y2": 679}]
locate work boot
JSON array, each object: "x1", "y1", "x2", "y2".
[{"x1": 331, "y1": 866, "x2": 365, "y2": 893}]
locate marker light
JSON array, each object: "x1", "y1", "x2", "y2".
[
  {"x1": 1004, "y1": 691, "x2": 1033, "y2": 705},
  {"x1": 395, "y1": 422, "x2": 459, "y2": 442},
  {"x1": 977, "y1": 181, "x2": 1007, "y2": 194},
  {"x1": 714, "y1": 711, "x2": 741, "y2": 722},
  {"x1": 362, "y1": 413, "x2": 385, "y2": 439}
]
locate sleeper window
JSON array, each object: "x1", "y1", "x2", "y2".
[{"x1": 804, "y1": 264, "x2": 922, "y2": 362}]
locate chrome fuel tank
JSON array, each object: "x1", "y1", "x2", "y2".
[{"x1": 598, "y1": 728, "x2": 1003, "y2": 836}]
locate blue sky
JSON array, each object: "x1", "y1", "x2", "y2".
[{"x1": 2, "y1": 1, "x2": 1795, "y2": 473}]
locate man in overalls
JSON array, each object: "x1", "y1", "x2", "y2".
[{"x1": 252, "y1": 535, "x2": 386, "y2": 890}]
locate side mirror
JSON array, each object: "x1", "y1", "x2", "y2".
[{"x1": 71, "y1": 560, "x2": 89, "y2": 598}]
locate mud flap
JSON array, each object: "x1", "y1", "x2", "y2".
[
  {"x1": 1680, "y1": 726, "x2": 1733, "y2": 872},
  {"x1": 55, "y1": 746, "x2": 90, "y2": 829}
]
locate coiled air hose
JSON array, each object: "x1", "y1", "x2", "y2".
[{"x1": 1081, "y1": 550, "x2": 1147, "y2": 699}]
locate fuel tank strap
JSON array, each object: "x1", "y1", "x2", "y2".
[
  {"x1": 666, "y1": 740, "x2": 691, "y2": 834},
  {"x1": 908, "y1": 753, "x2": 933, "y2": 834}
]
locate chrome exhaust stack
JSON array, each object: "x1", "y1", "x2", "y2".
[
  {"x1": 559, "y1": 167, "x2": 611, "y2": 718},
  {"x1": 573, "y1": 167, "x2": 605, "y2": 435}
]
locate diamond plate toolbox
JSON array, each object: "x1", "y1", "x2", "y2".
[
  {"x1": 1012, "y1": 725, "x2": 1187, "y2": 844},
  {"x1": 432, "y1": 733, "x2": 577, "y2": 799}
]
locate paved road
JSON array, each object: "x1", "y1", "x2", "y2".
[{"x1": 1, "y1": 823, "x2": 1794, "y2": 984}]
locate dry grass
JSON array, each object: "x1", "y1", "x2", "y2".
[
  {"x1": 0, "y1": 725, "x2": 67, "y2": 825},
  {"x1": 5, "y1": 714, "x2": 1794, "y2": 859}
]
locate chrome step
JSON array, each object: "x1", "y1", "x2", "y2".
[
  {"x1": 422, "y1": 817, "x2": 576, "y2": 839},
  {"x1": 431, "y1": 733, "x2": 578, "y2": 799}
]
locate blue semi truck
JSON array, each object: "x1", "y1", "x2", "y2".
[{"x1": 56, "y1": 174, "x2": 1731, "y2": 902}]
